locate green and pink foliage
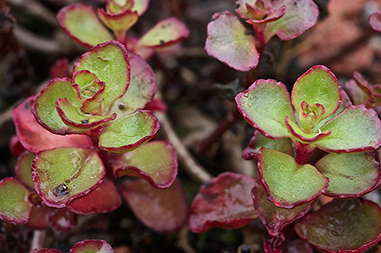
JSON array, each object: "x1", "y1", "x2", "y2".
[
  {"x1": 57, "y1": 0, "x2": 189, "y2": 59},
  {"x1": 205, "y1": 0, "x2": 319, "y2": 71},
  {"x1": 370, "y1": 10, "x2": 381, "y2": 32},
  {"x1": 30, "y1": 239, "x2": 114, "y2": 253}
]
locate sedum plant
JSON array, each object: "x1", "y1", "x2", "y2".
[{"x1": 57, "y1": 0, "x2": 189, "y2": 59}]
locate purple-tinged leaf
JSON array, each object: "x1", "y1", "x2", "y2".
[
  {"x1": 252, "y1": 182, "x2": 315, "y2": 237},
  {"x1": 112, "y1": 141, "x2": 177, "y2": 188},
  {"x1": 292, "y1": 65, "x2": 341, "y2": 123},
  {"x1": 15, "y1": 151, "x2": 35, "y2": 189},
  {"x1": 50, "y1": 58, "x2": 70, "y2": 79},
  {"x1": 98, "y1": 110, "x2": 159, "y2": 153},
  {"x1": 295, "y1": 199, "x2": 381, "y2": 253},
  {"x1": 68, "y1": 180, "x2": 122, "y2": 215},
  {"x1": 57, "y1": 4, "x2": 113, "y2": 48},
  {"x1": 109, "y1": 52, "x2": 156, "y2": 115},
  {"x1": 284, "y1": 239, "x2": 313, "y2": 253},
  {"x1": 316, "y1": 105, "x2": 381, "y2": 152},
  {"x1": 32, "y1": 147, "x2": 106, "y2": 208},
  {"x1": 97, "y1": 9, "x2": 138, "y2": 41},
  {"x1": 32, "y1": 78, "x2": 85, "y2": 135},
  {"x1": 246, "y1": 6, "x2": 286, "y2": 25},
  {"x1": 235, "y1": 0, "x2": 267, "y2": 20},
  {"x1": 13, "y1": 97, "x2": 92, "y2": 153},
  {"x1": 10, "y1": 135, "x2": 25, "y2": 156},
  {"x1": 135, "y1": 17, "x2": 189, "y2": 49},
  {"x1": 315, "y1": 152, "x2": 381, "y2": 198},
  {"x1": 205, "y1": 11, "x2": 259, "y2": 71},
  {"x1": 345, "y1": 79, "x2": 365, "y2": 105},
  {"x1": 73, "y1": 41, "x2": 130, "y2": 109},
  {"x1": 264, "y1": 0, "x2": 319, "y2": 42},
  {"x1": 235, "y1": 79, "x2": 293, "y2": 139},
  {"x1": 30, "y1": 249, "x2": 61, "y2": 253},
  {"x1": 121, "y1": 179, "x2": 187, "y2": 232},
  {"x1": 0, "y1": 177, "x2": 32, "y2": 224},
  {"x1": 258, "y1": 148, "x2": 328, "y2": 209},
  {"x1": 189, "y1": 172, "x2": 258, "y2": 233},
  {"x1": 353, "y1": 72, "x2": 372, "y2": 99},
  {"x1": 56, "y1": 98, "x2": 116, "y2": 129},
  {"x1": 370, "y1": 10, "x2": 381, "y2": 32},
  {"x1": 69, "y1": 240, "x2": 114, "y2": 253},
  {"x1": 50, "y1": 208, "x2": 76, "y2": 232},
  {"x1": 242, "y1": 131, "x2": 294, "y2": 160},
  {"x1": 27, "y1": 204, "x2": 54, "y2": 230}
]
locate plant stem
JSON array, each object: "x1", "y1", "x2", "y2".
[
  {"x1": 30, "y1": 230, "x2": 46, "y2": 250},
  {"x1": 294, "y1": 141, "x2": 315, "y2": 164}
]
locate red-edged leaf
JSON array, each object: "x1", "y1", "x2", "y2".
[
  {"x1": 50, "y1": 58, "x2": 70, "y2": 79},
  {"x1": 370, "y1": 10, "x2": 381, "y2": 32},
  {"x1": 112, "y1": 141, "x2": 177, "y2": 188},
  {"x1": 97, "y1": 9, "x2": 138, "y2": 41},
  {"x1": 295, "y1": 199, "x2": 381, "y2": 253},
  {"x1": 30, "y1": 249, "x2": 61, "y2": 253},
  {"x1": 27, "y1": 204, "x2": 54, "y2": 230},
  {"x1": 68, "y1": 180, "x2": 122, "y2": 215},
  {"x1": 57, "y1": 3, "x2": 113, "y2": 48},
  {"x1": 15, "y1": 151, "x2": 35, "y2": 190},
  {"x1": 121, "y1": 179, "x2": 187, "y2": 232},
  {"x1": 284, "y1": 239, "x2": 313, "y2": 253},
  {"x1": 205, "y1": 11, "x2": 259, "y2": 72},
  {"x1": 0, "y1": 177, "x2": 32, "y2": 224},
  {"x1": 189, "y1": 172, "x2": 258, "y2": 233},
  {"x1": 50, "y1": 208, "x2": 76, "y2": 232},
  {"x1": 69, "y1": 240, "x2": 114, "y2": 253}
]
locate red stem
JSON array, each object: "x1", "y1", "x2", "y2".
[{"x1": 294, "y1": 141, "x2": 316, "y2": 164}]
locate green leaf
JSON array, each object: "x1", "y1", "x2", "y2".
[
  {"x1": 317, "y1": 105, "x2": 381, "y2": 152},
  {"x1": 57, "y1": 3, "x2": 114, "y2": 48},
  {"x1": 235, "y1": 79, "x2": 293, "y2": 139},
  {"x1": 292, "y1": 65, "x2": 341, "y2": 122},
  {"x1": 69, "y1": 240, "x2": 114, "y2": 253},
  {"x1": 205, "y1": 11, "x2": 259, "y2": 71},
  {"x1": 97, "y1": 9, "x2": 138, "y2": 41},
  {"x1": 295, "y1": 199, "x2": 381, "y2": 253},
  {"x1": 32, "y1": 147, "x2": 106, "y2": 208},
  {"x1": 131, "y1": 0, "x2": 149, "y2": 16},
  {"x1": 15, "y1": 151, "x2": 35, "y2": 190},
  {"x1": 315, "y1": 152, "x2": 381, "y2": 198},
  {"x1": 264, "y1": 0, "x2": 319, "y2": 42},
  {"x1": 285, "y1": 115, "x2": 331, "y2": 143},
  {"x1": 113, "y1": 141, "x2": 177, "y2": 188},
  {"x1": 98, "y1": 110, "x2": 159, "y2": 152},
  {"x1": 258, "y1": 148, "x2": 328, "y2": 208},
  {"x1": 73, "y1": 41, "x2": 130, "y2": 110},
  {"x1": 32, "y1": 78, "x2": 84, "y2": 135},
  {"x1": 0, "y1": 177, "x2": 32, "y2": 224}
]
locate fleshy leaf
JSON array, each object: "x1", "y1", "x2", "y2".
[
  {"x1": 15, "y1": 151, "x2": 35, "y2": 189},
  {"x1": 13, "y1": 97, "x2": 92, "y2": 153},
  {"x1": 235, "y1": 79, "x2": 293, "y2": 139},
  {"x1": 73, "y1": 41, "x2": 130, "y2": 109},
  {"x1": 57, "y1": 4, "x2": 114, "y2": 48},
  {"x1": 252, "y1": 182, "x2": 315, "y2": 237},
  {"x1": 264, "y1": 0, "x2": 319, "y2": 42},
  {"x1": 370, "y1": 10, "x2": 381, "y2": 32},
  {"x1": 315, "y1": 152, "x2": 381, "y2": 198},
  {"x1": 109, "y1": 52, "x2": 156, "y2": 116},
  {"x1": 0, "y1": 177, "x2": 32, "y2": 224},
  {"x1": 112, "y1": 141, "x2": 177, "y2": 188},
  {"x1": 292, "y1": 65, "x2": 341, "y2": 122},
  {"x1": 50, "y1": 208, "x2": 76, "y2": 232},
  {"x1": 258, "y1": 148, "x2": 328, "y2": 208},
  {"x1": 189, "y1": 172, "x2": 258, "y2": 233},
  {"x1": 285, "y1": 116, "x2": 331, "y2": 142},
  {"x1": 30, "y1": 249, "x2": 61, "y2": 253},
  {"x1": 284, "y1": 239, "x2": 313, "y2": 253},
  {"x1": 235, "y1": 0, "x2": 266, "y2": 20},
  {"x1": 205, "y1": 11, "x2": 259, "y2": 71},
  {"x1": 345, "y1": 79, "x2": 365, "y2": 105},
  {"x1": 121, "y1": 179, "x2": 187, "y2": 232},
  {"x1": 130, "y1": 0, "x2": 149, "y2": 16},
  {"x1": 68, "y1": 180, "x2": 122, "y2": 215},
  {"x1": 136, "y1": 17, "x2": 189, "y2": 48},
  {"x1": 316, "y1": 105, "x2": 381, "y2": 152},
  {"x1": 98, "y1": 110, "x2": 159, "y2": 152},
  {"x1": 295, "y1": 199, "x2": 381, "y2": 253},
  {"x1": 32, "y1": 147, "x2": 106, "y2": 208},
  {"x1": 69, "y1": 240, "x2": 114, "y2": 253},
  {"x1": 97, "y1": 9, "x2": 138, "y2": 41},
  {"x1": 27, "y1": 204, "x2": 54, "y2": 230}
]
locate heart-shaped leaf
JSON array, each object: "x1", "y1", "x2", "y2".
[
  {"x1": 15, "y1": 151, "x2": 35, "y2": 189},
  {"x1": 136, "y1": 17, "x2": 189, "y2": 48},
  {"x1": 316, "y1": 105, "x2": 381, "y2": 152},
  {"x1": 32, "y1": 147, "x2": 106, "y2": 208},
  {"x1": 13, "y1": 97, "x2": 92, "y2": 153},
  {"x1": 68, "y1": 179, "x2": 122, "y2": 215},
  {"x1": 235, "y1": 79, "x2": 293, "y2": 139},
  {"x1": 205, "y1": 11, "x2": 259, "y2": 71},
  {"x1": 189, "y1": 172, "x2": 258, "y2": 233},
  {"x1": 258, "y1": 148, "x2": 328, "y2": 208},
  {"x1": 73, "y1": 41, "x2": 130, "y2": 109},
  {"x1": 69, "y1": 240, "x2": 114, "y2": 253},
  {"x1": 97, "y1": 9, "x2": 138, "y2": 41},
  {"x1": 0, "y1": 177, "x2": 32, "y2": 224},
  {"x1": 121, "y1": 179, "x2": 188, "y2": 232},
  {"x1": 315, "y1": 152, "x2": 381, "y2": 198},
  {"x1": 252, "y1": 182, "x2": 315, "y2": 237},
  {"x1": 295, "y1": 199, "x2": 381, "y2": 253},
  {"x1": 112, "y1": 141, "x2": 177, "y2": 188},
  {"x1": 264, "y1": 0, "x2": 319, "y2": 42},
  {"x1": 98, "y1": 110, "x2": 159, "y2": 152},
  {"x1": 370, "y1": 10, "x2": 381, "y2": 32},
  {"x1": 57, "y1": 4, "x2": 113, "y2": 48}
]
